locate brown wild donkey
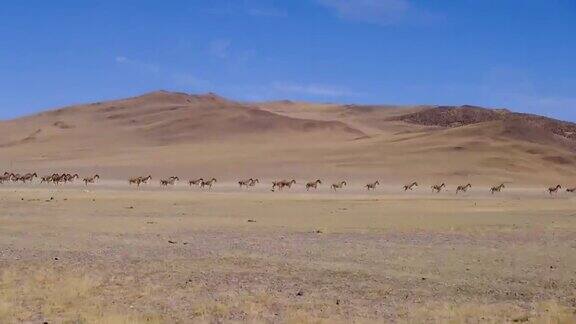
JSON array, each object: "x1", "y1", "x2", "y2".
[
  {"x1": 306, "y1": 179, "x2": 322, "y2": 191},
  {"x1": 239, "y1": 178, "x2": 258, "y2": 188},
  {"x1": 548, "y1": 185, "x2": 562, "y2": 194},
  {"x1": 201, "y1": 178, "x2": 217, "y2": 189},
  {"x1": 272, "y1": 179, "x2": 296, "y2": 191},
  {"x1": 431, "y1": 183, "x2": 446, "y2": 193},
  {"x1": 83, "y1": 175, "x2": 100, "y2": 186},
  {"x1": 456, "y1": 183, "x2": 471, "y2": 194},
  {"x1": 403, "y1": 182, "x2": 418, "y2": 191},
  {"x1": 331, "y1": 181, "x2": 347, "y2": 191},
  {"x1": 490, "y1": 184, "x2": 505, "y2": 194},
  {"x1": 189, "y1": 178, "x2": 204, "y2": 187},
  {"x1": 160, "y1": 176, "x2": 179, "y2": 186},
  {"x1": 366, "y1": 181, "x2": 380, "y2": 191}
]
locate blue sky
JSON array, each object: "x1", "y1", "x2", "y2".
[{"x1": 0, "y1": 0, "x2": 575, "y2": 120}]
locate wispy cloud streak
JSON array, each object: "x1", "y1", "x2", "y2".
[
  {"x1": 272, "y1": 81, "x2": 359, "y2": 97},
  {"x1": 317, "y1": 0, "x2": 441, "y2": 25},
  {"x1": 115, "y1": 56, "x2": 160, "y2": 73},
  {"x1": 115, "y1": 56, "x2": 210, "y2": 91}
]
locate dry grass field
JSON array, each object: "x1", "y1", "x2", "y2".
[{"x1": 1, "y1": 182, "x2": 576, "y2": 323}]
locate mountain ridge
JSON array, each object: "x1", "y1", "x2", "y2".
[{"x1": 1, "y1": 91, "x2": 575, "y2": 184}]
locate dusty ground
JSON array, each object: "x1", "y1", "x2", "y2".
[{"x1": 1, "y1": 182, "x2": 576, "y2": 323}]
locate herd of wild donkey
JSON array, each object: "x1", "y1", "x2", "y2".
[{"x1": 1, "y1": 172, "x2": 575, "y2": 195}]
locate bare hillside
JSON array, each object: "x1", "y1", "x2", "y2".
[{"x1": 1, "y1": 92, "x2": 575, "y2": 184}]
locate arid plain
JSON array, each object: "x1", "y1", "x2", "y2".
[{"x1": 1, "y1": 91, "x2": 576, "y2": 322}]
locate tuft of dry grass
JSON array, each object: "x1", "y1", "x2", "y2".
[
  {"x1": 0, "y1": 267, "x2": 164, "y2": 323},
  {"x1": 403, "y1": 300, "x2": 576, "y2": 323},
  {"x1": 1, "y1": 264, "x2": 575, "y2": 323}
]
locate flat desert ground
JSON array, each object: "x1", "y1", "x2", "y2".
[{"x1": 1, "y1": 182, "x2": 576, "y2": 323}]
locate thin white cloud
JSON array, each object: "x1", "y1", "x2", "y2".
[
  {"x1": 483, "y1": 91, "x2": 576, "y2": 121},
  {"x1": 317, "y1": 0, "x2": 441, "y2": 25},
  {"x1": 477, "y1": 67, "x2": 576, "y2": 119},
  {"x1": 238, "y1": 49, "x2": 258, "y2": 64},
  {"x1": 171, "y1": 72, "x2": 211, "y2": 90},
  {"x1": 247, "y1": 7, "x2": 287, "y2": 17},
  {"x1": 207, "y1": 40, "x2": 257, "y2": 67},
  {"x1": 115, "y1": 56, "x2": 160, "y2": 73},
  {"x1": 115, "y1": 56, "x2": 209, "y2": 91},
  {"x1": 204, "y1": 2, "x2": 287, "y2": 18},
  {"x1": 208, "y1": 39, "x2": 232, "y2": 59},
  {"x1": 272, "y1": 81, "x2": 359, "y2": 97},
  {"x1": 402, "y1": 67, "x2": 576, "y2": 121},
  {"x1": 520, "y1": 96, "x2": 576, "y2": 114}
]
